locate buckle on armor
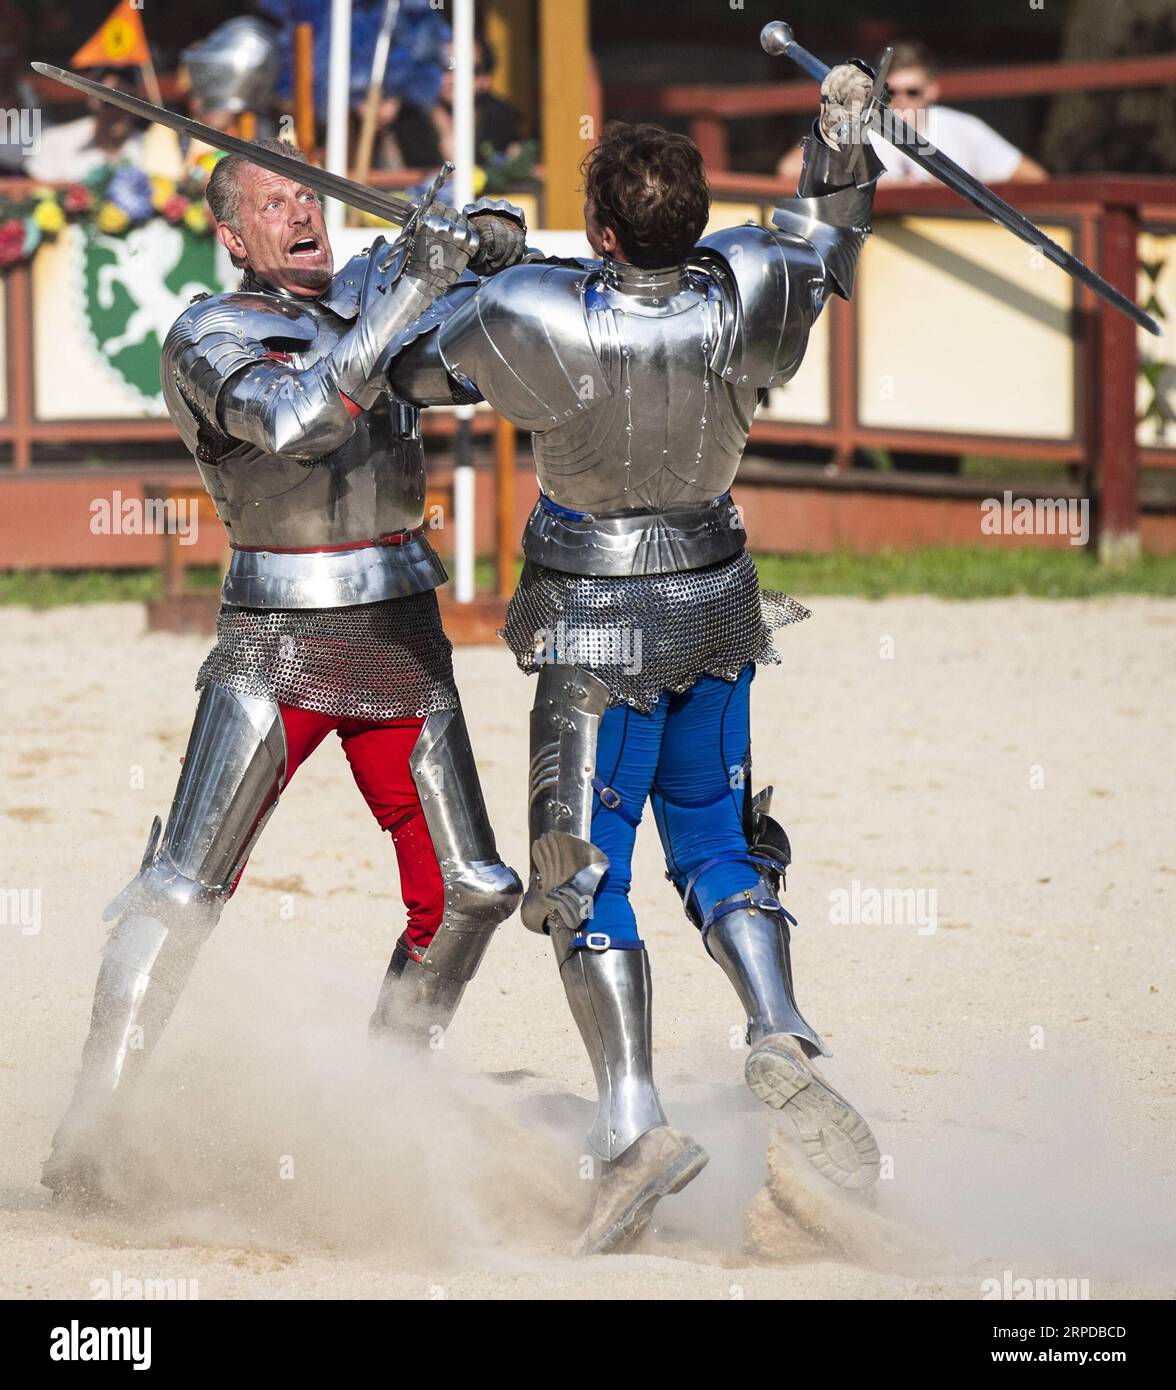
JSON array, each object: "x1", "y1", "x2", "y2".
[
  {"x1": 592, "y1": 776, "x2": 641, "y2": 827},
  {"x1": 539, "y1": 492, "x2": 594, "y2": 524},
  {"x1": 728, "y1": 888, "x2": 781, "y2": 918},
  {"x1": 574, "y1": 930, "x2": 613, "y2": 952}
]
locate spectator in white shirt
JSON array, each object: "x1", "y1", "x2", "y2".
[
  {"x1": 27, "y1": 67, "x2": 146, "y2": 183},
  {"x1": 777, "y1": 40, "x2": 1046, "y2": 187}
]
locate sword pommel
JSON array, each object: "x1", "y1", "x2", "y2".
[{"x1": 760, "y1": 22, "x2": 794, "y2": 57}]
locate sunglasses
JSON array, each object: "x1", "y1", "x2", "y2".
[{"x1": 887, "y1": 84, "x2": 926, "y2": 98}]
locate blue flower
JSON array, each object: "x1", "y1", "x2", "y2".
[
  {"x1": 22, "y1": 215, "x2": 42, "y2": 257},
  {"x1": 105, "y1": 164, "x2": 154, "y2": 223}
]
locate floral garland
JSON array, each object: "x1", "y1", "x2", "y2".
[
  {"x1": 0, "y1": 139, "x2": 539, "y2": 266},
  {"x1": 0, "y1": 153, "x2": 222, "y2": 268}
]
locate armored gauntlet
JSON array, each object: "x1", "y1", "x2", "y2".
[
  {"x1": 799, "y1": 59, "x2": 882, "y2": 196},
  {"x1": 327, "y1": 204, "x2": 480, "y2": 408},
  {"x1": 220, "y1": 207, "x2": 481, "y2": 449}
]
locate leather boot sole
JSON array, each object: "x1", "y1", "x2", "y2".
[{"x1": 745, "y1": 1035, "x2": 880, "y2": 1190}]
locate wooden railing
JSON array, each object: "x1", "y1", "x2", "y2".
[
  {"x1": 705, "y1": 173, "x2": 1176, "y2": 557},
  {"x1": 607, "y1": 52, "x2": 1176, "y2": 171},
  {"x1": 2, "y1": 173, "x2": 1173, "y2": 560}
]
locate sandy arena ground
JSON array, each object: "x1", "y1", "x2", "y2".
[{"x1": 1, "y1": 595, "x2": 1174, "y2": 1300}]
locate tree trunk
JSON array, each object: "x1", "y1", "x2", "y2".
[{"x1": 1041, "y1": 0, "x2": 1176, "y2": 174}]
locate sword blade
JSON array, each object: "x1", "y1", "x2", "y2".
[
  {"x1": 869, "y1": 107, "x2": 1160, "y2": 336},
  {"x1": 30, "y1": 61, "x2": 419, "y2": 227},
  {"x1": 760, "y1": 27, "x2": 1161, "y2": 336}
]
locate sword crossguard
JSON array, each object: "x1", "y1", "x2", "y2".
[
  {"x1": 863, "y1": 46, "x2": 894, "y2": 124},
  {"x1": 847, "y1": 46, "x2": 894, "y2": 180},
  {"x1": 379, "y1": 160, "x2": 456, "y2": 273},
  {"x1": 401, "y1": 160, "x2": 456, "y2": 241}
]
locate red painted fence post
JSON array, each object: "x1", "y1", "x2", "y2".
[{"x1": 1096, "y1": 202, "x2": 1141, "y2": 563}]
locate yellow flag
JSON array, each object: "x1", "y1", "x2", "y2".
[{"x1": 71, "y1": 0, "x2": 151, "y2": 69}]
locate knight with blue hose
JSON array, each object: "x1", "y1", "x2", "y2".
[{"x1": 387, "y1": 60, "x2": 884, "y2": 1252}]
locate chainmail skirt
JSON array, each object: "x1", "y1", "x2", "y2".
[
  {"x1": 196, "y1": 591, "x2": 459, "y2": 720},
  {"x1": 501, "y1": 549, "x2": 810, "y2": 711}
]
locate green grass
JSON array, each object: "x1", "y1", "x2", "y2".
[
  {"x1": 0, "y1": 560, "x2": 503, "y2": 609},
  {"x1": 0, "y1": 566, "x2": 220, "y2": 608},
  {"x1": 2, "y1": 549, "x2": 1175, "y2": 609},
  {"x1": 753, "y1": 547, "x2": 1176, "y2": 599},
  {"x1": 959, "y1": 454, "x2": 1069, "y2": 481}
]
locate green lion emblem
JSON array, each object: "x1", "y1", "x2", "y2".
[{"x1": 81, "y1": 221, "x2": 231, "y2": 410}]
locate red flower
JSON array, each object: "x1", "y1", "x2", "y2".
[
  {"x1": 161, "y1": 192, "x2": 190, "y2": 224},
  {"x1": 61, "y1": 184, "x2": 93, "y2": 214},
  {"x1": 0, "y1": 219, "x2": 26, "y2": 266}
]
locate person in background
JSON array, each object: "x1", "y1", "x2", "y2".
[
  {"x1": 777, "y1": 40, "x2": 1047, "y2": 187},
  {"x1": 0, "y1": 44, "x2": 32, "y2": 173},
  {"x1": 380, "y1": 36, "x2": 524, "y2": 170},
  {"x1": 26, "y1": 66, "x2": 146, "y2": 182}
]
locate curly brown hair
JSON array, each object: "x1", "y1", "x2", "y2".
[{"x1": 581, "y1": 122, "x2": 710, "y2": 268}]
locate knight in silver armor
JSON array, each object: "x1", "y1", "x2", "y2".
[
  {"x1": 43, "y1": 139, "x2": 525, "y2": 1202},
  {"x1": 389, "y1": 70, "x2": 884, "y2": 1252}
]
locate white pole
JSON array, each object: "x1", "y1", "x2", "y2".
[
  {"x1": 325, "y1": 0, "x2": 353, "y2": 237},
  {"x1": 452, "y1": 0, "x2": 476, "y2": 603},
  {"x1": 453, "y1": 417, "x2": 476, "y2": 603},
  {"x1": 452, "y1": 0, "x2": 475, "y2": 210}
]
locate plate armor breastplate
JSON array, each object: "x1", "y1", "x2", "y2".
[
  {"x1": 531, "y1": 263, "x2": 751, "y2": 515},
  {"x1": 386, "y1": 182, "x2": 873, "y2": 577},
  {"x1": 430, "y1": 234, "x2": 827, "y2": 577},
  {"x1": 162, "y1": 261, "x2": 444, "y2": 609}
]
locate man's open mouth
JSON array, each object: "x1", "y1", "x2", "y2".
[{"x1": 288, "y1": 236, "x2": 322, "y2": 258}]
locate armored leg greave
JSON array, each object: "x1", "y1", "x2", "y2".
[
  {"x1": 44, "y1": 684, "x2": 287, "y2": 1188},
  {"x1": 701, "y1": 783, "x2": 827, "y2": 1058},
  {"x1": 556, "y1": 936, "x2": 668, "y2": 1161},
  {"x1": 369, "y1": 707, "x2": 521, "y2": 1040},
  {"x1": 704, "y1": 887, "x2": 828, "y2": 1058},
  {"x1": 521, "y1": 664, "x2": 611, "y2": 931},
  {"x1": 521, "y1": 665, "x2": 666, "y2": 1160}
]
